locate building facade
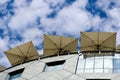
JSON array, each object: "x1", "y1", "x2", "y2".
[{"x1": 0, "y1": 53, "x2": 120, "y2": 80}]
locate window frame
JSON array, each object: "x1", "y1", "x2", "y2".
[
  {"x1": 8, "y1": 68, "x2": 24, "y2": 80},
  {"x1": 44, "y1": 60, "x2": 65, "y2": 72}
]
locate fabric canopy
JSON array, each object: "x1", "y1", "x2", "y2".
[
  {"x1": 4, "y1": 41, "x2": 39, "y2": 66},
  {"x1": 44, "y1": 34, "x2": 78, "y2": 56},
  {"x1": 80, "y1": 32, "x2": 116, "y2": 52},
  {"x1": 0, "y1": 66, "x2": 6, "y2": 72}
]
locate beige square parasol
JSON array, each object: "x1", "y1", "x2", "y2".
[
  {"x1": 81, "y1": 32, "x2": 116, "y2": 52},
  {"x1": 4, "y1": 41, "x2": 39, "y2": 66},
  {"x1": 80, "y1": 32, "x2": 116, "y2": 58},
  {"x1": 44, "y1": 34, "x2": 78, "y2": 56}
]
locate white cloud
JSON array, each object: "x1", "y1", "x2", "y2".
[
  {"x1": 72, "y1": 0, "x2": 88, "y2": 9},
  {"x1": 38, "y1": 49, "x2": 43, "y2": 55},
  {"x1": 45, "y1": 0, "x2": 65, "y2": 7},
  {"x1": 91, "y1": 15, "x2": 103, "y2": 30},
  {"x1": 41, "y1": 1, "x2": 91, "y2": 37},
  {"x1": 0, "y1": 56, "x2": 11, "y2": 67},
  {"x1": 8, "y1": 0, "x2": 51, "y2": 30},
  {"x1": 96, "y1": 0, "x2": 112, "y2": 11},
  {"x1": 0, "y1": 37, "x2": 9, "y2": 51},
  {"x1": 107, "y1": 8, "x2": 120, "y2": 27},
  {"x1": 8, "y1": 8, "x2": 37, "y2": 30},
  {"x1": 57, "y1": 7, "x2": 91, "y2": 36},
  {"x1": 0, "y1": 0, "x2": 9, "y2": 5},
  {"x1": 116, "y1": 32, "x2": 120, "y2": 46},
  {"x1": 0, "y1": 37, "x2": 11, "y2": 67},
  {"x1": 22, "y1": 27, "x2": 43, "y2": 46},
  {"x1": 14, "y1": 0, "x2": 28, "y2": 8},
  {"x1": 9, "y1": 40, "x2": 23, "y2": 48}
]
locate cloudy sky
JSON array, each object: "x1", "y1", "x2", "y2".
[{"x1": 1, "y1": 0, "x2": 120, "y2": 67}]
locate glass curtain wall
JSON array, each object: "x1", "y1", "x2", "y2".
[{"x1": 77, "y1": 53, "x2": 120, "y2": 73}]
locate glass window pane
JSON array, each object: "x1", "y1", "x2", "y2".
[
  {"x1": 54, "y1": 65, "x2": 63, "y2": 70},
  {"x1": 85, "y1": 69, "x2": 93, "y2": 73},
  {"x1": 95, "y1": 58, "x2": 103, "y2": 68},
  {"x1": 95, "y1": 56, "x2": 104, "y2": 59},
  {"x1": 45, "y1": 66, "x2": 55, "y2": 71},
  {"x1": 77, "y1": 59, "x2": 85, "y2": 69},
  {"x1": 76, "y1": 69, "x2": 84, "y2": 73},
  {"x1": 113, "y1": 69, "x2": 120, "y2": 73},
  {"x1": 46, "y1": 65, "x2": 64, "y2": 71},
  {"x1": 104, "y1": 69, "x2": 112, "y2": 73},
  {"x1": 104, "y1": 59, "x2": 112, "y2": 68},
  {"x1": 45, "y1": 60, "x2": 65, "y2": 71},
  {"x1": 104, "y1": 56, "x2": 113, "y2": 58},
  {"x1": 79, "y1": 55, "x2": 84, "y2": 59},
  {"x1": 85, "y1": 58, "x2": 94, "y2": 69},
  {"x1": 9, "y1": 73, "x2": 22, "y2": 80},
  {"x1": 113, "y1": 59, "x2": 120, "y2": 69},
  {"x1": 114, "y1": 54, "x2": 120, "y2": 58},
  {"x1": 9, "y1": 68, "x2": 24, "y2": 80},
  {"x1": 94, "y1": 69, "x2": 103, "y2": 73}
]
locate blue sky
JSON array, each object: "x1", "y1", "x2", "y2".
[{"x1": 0, "y1": 0, "x2": 120, "y2": 67}]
